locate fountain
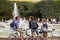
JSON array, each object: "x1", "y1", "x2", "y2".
[
  {"x1": 6, "y1": 3, "x2": 19, "y2": 23},
  {"x1": 13, "y1": 3, "x2": 19, "y2": 19}
]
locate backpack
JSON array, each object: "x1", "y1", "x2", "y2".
[
  {"x1": 10, "y1": 22, "x2": 14, "y2": 28},
  {"x1": 41, "y1": 23, "x2": 48, "y2": 32},
  {"x1": 30, "y1": 20, "x2": 38, "y2": 29},
  {"x1": 43, "y1": 24, "x2": 48, "y2": 28}
]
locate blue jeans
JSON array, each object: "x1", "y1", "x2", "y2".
[{"x1": 31, "y1": 29, "x2": 39, "y2": 35}]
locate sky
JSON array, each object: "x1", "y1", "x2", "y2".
[{"x1": 7, "y1": 0, "x2": 41, "y2": 3}]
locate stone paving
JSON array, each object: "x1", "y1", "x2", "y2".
[{"x1": 0, "y1": 37, "x2": 60, "y2": 40}]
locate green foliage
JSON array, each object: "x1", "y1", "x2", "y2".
[
  {"x1": 35, "y1": 1, "x2": 60, "y2": 18},
  {"x1": 0, "y1": 0, "x2": 13, "y2": 19},
  {"x1": 0, "y1": 0, "x2": 60, "y2": 19}
]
